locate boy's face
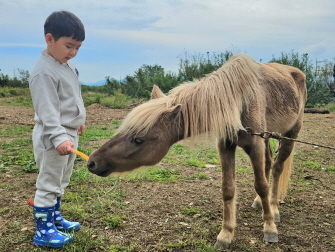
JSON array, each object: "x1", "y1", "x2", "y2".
[{"x1": 45, "y1": 34, "x2": 82, "y2": 64}]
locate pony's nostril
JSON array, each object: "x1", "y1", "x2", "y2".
[{"x1": 87, "y1": 161, "x2": 96, "y2": 171}]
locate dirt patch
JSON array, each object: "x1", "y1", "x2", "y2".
[
  {"x1": 0, "y1": 104, "x2": 335, "y2": 251},
  {"x1": 0, "y1": 104, "x2": 131, "y2": 127},
  {"x1": 85, "y1": 103, "x2": 132, "y2": 125}
]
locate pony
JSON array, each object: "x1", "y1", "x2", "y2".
[{"x1": 87, "y1": 54, "x2": 307, "y2": 249}]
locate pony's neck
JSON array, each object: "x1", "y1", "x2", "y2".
[{"x1": 167, "y1": 55, "x2": 260, "y2": 141}]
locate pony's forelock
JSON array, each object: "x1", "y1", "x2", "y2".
[{"x1": 117, "y1": 97, "x2": 172, "y2": 137}]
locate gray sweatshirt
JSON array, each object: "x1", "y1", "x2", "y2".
[{"x1": 29, "y1": 51, "x2": 86, "y2": 148}]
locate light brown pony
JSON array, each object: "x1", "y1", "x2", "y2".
[{"x1": 87, "y1": 54, "x2": 307, "y2": 249}]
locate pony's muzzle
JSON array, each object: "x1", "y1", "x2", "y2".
[
  {"x1": 87, "y1": 160, "x2": 97, "y2": 173},
  {"x1": 87, "y1": 159, "x2": 113, "y2": 177}
]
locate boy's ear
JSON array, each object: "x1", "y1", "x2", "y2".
[{"x1": 45, "y1": 33, "x2": 54, "y2": 46}]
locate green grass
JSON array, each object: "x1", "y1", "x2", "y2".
[
  {"x1": 237, "y1": 166, "x2": 253, "y2": 175},
  {"x1": 103, "y1": 214, "x2": 126, "y2": 229},
  {"x1": 163, "y1": 143, "x2": 219, "y2": 167},
  {"x1": 186, "y1": 158, "x2": 206, "y2": 168},
  {"x1": 0, "y1": 164, "x2": 9, "y2": 172},
  {"x1": 164, "y1": 239, "x2": 216, "y2": 252},
  {"x1": 80, "y1": 125, "x2": 116, "y2": 141},
  {"x1": 301, "y1": 160, "x2": 322, "y2": 170},
  {"x1": 1, "y1": 99, "x2": 335, "y2": 251},
  {"x1": 192, "y1": 172, "x2": 209, "y2": 180},
  {"x1": 270, "y1": 138, "x2": 279, "y2": 154},
  {"x1": 0, "y1": 125, "x2": 32, "y2": 136},
  {"x1": 81, "y1": 90, "x2": 136, "y2": 108},
  {"x1": 321, "y1": 102, "x2": 335, "y2": 112},
  {"x1": 0, "y1": 125, "x2": 36, "y2": 172},
  {"x1": 0, "y1": 87, "x2": 31, "y2": 99},
  {"x1": 100, "y1": 91, "x2": 131, "y2": 109},
  {"x1": 181, "y1": 207, "x2": 205, "y2": 216},
  {"x1": 123, "y1": 167, "x2": 182, "y2": 183}
]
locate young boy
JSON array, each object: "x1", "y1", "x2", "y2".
[{"x1": 29, "y1": 10, "x2": 86, "y2": 247}]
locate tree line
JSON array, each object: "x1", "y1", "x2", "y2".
[
  {"x1": 0, "y1": 69, "x2": 29, "y2": 88},
  {"x1": 1, "y1": 50, "x2": 334, "y2": 107}
]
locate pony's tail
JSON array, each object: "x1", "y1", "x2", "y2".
[{"x1": 277, "y1": 144, "x2": 295, "y2": 201}]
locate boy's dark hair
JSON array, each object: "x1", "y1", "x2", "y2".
[{"x1": 44, "y1": 11, "x2": 85, "y2": 42}]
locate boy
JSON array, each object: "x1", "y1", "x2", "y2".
[{"x1": 29, "y1": 10, "x2": 86, "y2": 247}]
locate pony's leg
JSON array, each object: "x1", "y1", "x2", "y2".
[
  {"x1": 270, "y1": 120, "x2": 302, "y2": 223},
  {"x1": 214, "y1": 140, "x2": 237, "y2": 249},
  {"x1": 252, "y1": 139, "x2": 272, "y2": 209},
  {"x1": 270, "y1": 140, "x2": 295, "y2": 222},
  {"x1": 244, "y1": 138, "x2": 278, "y2": 243}
]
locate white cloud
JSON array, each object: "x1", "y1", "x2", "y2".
[
  {"x1": 0, "y1": 0, "x2": 334, "y2": 83},
  {"x1": 0, "y1": 43, "x2": 44, "y2": 48}
]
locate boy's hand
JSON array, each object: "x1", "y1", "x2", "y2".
[
  {"x1": 78, "y1": 124, "x2": 85, "y2": 135},
  {"x1": 56, "y1": 140, "x2": 74, "y2": 156}
]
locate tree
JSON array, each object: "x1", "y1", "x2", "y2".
[
  {"x1": 0, "y1": 69, "x2": 30, "y2": 88},
  {"x1": 122, "y1": 75, "x2": 140, "y2": 98},
  {"x1": 0, "y1": 73, "x2": 9, "y2": 87},
  {"x1": 104, "y1": 76, "x2": 121, "y2": 96},
  {"x1": 122, "y1": 64, "x2": 178, "y2": 98},
  {"x1": 17, "y1": 69, "x2": 30, "y2": 88},
  {"x1": 178, "y1": 50, "x2": 233, "y2": 81},
  {"x1": 316, "y1": 61, "x2": 335, "y2": 97}
]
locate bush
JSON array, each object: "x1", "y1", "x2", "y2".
[
  {"x1": 327, "y1": 104, "x2": 335, "y2": 112},
  {"x1": 82, "y1": 92, "x2": 106, "y2": 107},
  {"x1": 0, "y1": 87, "x2": 31, "y2": 98},
  {"x1": 9, "y1": 89, "x2": 18, "y2": 96},
  {"x1": 100, "y1": 90, "x2": 131, "y2": 109}
]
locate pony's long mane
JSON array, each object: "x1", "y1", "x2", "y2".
[{"x1": 117, "y1": 54, "x2": 261, "y2": 140}]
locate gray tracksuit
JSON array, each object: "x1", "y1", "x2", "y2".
[{"x1": 29, "y1": 51, "x2": 86, "y2": 207}]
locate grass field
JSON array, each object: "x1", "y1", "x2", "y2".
[{"x1": 0, "y1": 103, "x2": 335, "y2": 251}]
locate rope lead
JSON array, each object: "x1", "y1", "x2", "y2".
[{"x1": 243, "y1": 127, "x2": 335, "y2": 151}]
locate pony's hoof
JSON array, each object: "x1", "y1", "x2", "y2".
[
  {"x1": 264, "y1": 232, "x2": 278, "y2": 243},
  {"x1": 214, "y1": 240, "x2": 230, "y2": 250},
  {"x1": 251, "y1": 201, "x2": 262, "y2": 209}
]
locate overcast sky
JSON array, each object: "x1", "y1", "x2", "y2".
[{"x1": 0, "y1": 0, "x2": 334, "y2": 84}]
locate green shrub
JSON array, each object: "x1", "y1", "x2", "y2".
[
  {"x1": 100, "y1": 91, "x2": 131, "y2": 109},
  {"x1": 0, "y1": 87, "x2": 30, "y2": 97},
  {"x1": 82, "y1": 92, "x2": 106, "y2": 107},
  {"x1": 0, "y1": 87, "x2": 31, "y2": 97},
  {"x1": 327, "y1": 104, "x2": 335, "y2": 112},
  {"x1": 9, "y1": 89, "x2": 18, "y2": 96}
]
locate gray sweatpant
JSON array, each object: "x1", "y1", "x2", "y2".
[{"x1": 32, "y1": 123, "x2": 78, "y2": 207}]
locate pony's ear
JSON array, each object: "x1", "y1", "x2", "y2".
[
  {"x1": 151, "y1": 85, "x2": 166, "y2": 99},
  {"x1": 164, "y1": 104, "x2": 182, "y2": 120}
]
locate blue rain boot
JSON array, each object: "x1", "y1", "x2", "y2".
[
  {"x1": 54, "y1": 197, "x2": 80, "y2": 232},
  {"x1": 32, "y1": 204, "x2": 74, "y2": 247}
]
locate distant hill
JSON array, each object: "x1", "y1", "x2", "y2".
[
  {"x1": 82, "y1": 78, "x2": 125, "y2": 86},
  {"x1": 82, "y1": 80, "x2": 106, "y2": 86}
]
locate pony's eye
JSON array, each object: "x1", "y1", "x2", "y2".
[{"x1": 131, "y1": 138, "x2": 144, "y2": 145}]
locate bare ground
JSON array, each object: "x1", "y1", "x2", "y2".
[{"x1": 0, "y1": 104, "x2": 335, "y2": 251}]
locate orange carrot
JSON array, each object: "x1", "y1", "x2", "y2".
[{"x1": 71, "y1": 149, "x2": 89, "y2": 161}]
